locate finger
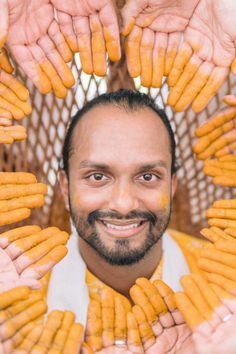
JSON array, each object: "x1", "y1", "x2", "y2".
[
  {"x1": 20, "y1": 245, "x2": 68, "y2": 279},
  {"x1": 180, "y1": 275, "x2": 217, "y2": 324},
  {"x1": 0, "y1": 96, "x2": 25, "y2": 120},
  {"x1": 167, "y1": 42, "x2": 192, "y2": 87},
  {"x1": 192, "y1": 67, "x2": 229, "y2": 112},
  {"x1": 0, "y1": 225, "x2": 41, "y2": 248},
  {"x1": 0, "y1": 0, "x2": 8, "y2": 49},
  {"x1": 200, "y1": 248, "x2": 236, "y2": 269},
  {"x1": 14, "y1": 231, "x2": 69, "y2": 273},
  {"x1": 80, "y1": 342, "x2": 93, "y2": 354},
  {"x1": 2, "y1": 125, "x2": 27, "y2": 141},
  {"x1": 100, "y1": 287, "x2": 115, "y2": 347},
  {"x1": 214, "y1": 238, "x2": 236, "y2": 256},
  {"x1": 198, "y1": 258, "x2": 236, "y2": 282},
  {"x1": 37, "y1": 35, "x2": 75, "y2": 88},
  {"x1": 49, "y1": 311, "x2": 75, "y2": 352},
  {"x1": 174, "y1": 292, "x2": 211, "y2": 334},
  {"x1": 224, "y1": 228, "x2": 236, "y2": 238},
  {"x1": 0, "y1": 48, "x2": 14, "y2": 73},
  {"x1": 0, "y1": 287, "x2": 29, "y2": 310},
  {"x1": 124, "y1": 25, "x2": 142, "y2": 78},
  {"x1": 140, "y1": 28, "x2": 154, "y2": 87},
  {"x1": 136, "y1": 278, "x2": 167, "y2": 315},
  {"x1": 208, "y1": 218, "x2": 236, "y2": 229},
  {"x1": 6, "y1": 227, "x2": 60, "y2": 259},
  {"x1": 205, "y1": 273, "x2": 236, "y2": 296},
  {"x1": 200, "y1": 227, "x2": 234, "y2": 243},
  {"x1": 29, "y1": 44, "x2": 67, "y2": 99},
  {"x1": 126, "y1": 312, "x2": 143, "y2": 354},
  {"x1": 0, "y1": 107, "x2": 12, "y2": 120},
  {"x1": 213, "y1": 176, "x2": 236, "y2": 186},
  {"x1": 90, "y1": 14, "x2": 106, "y2": 77},
  {"x1": 73, "y1": 16, "x2": 93, "y2": 74},
  {"x1": 0, "y1": 130, "x2": 13, "y2": 144},
  {"x1": 168, "y1": 54, "x2": 202, "y2": 107},
  {"x1": 0, "y1": 71, "x2": 29, "y2": 102},
  {"x1": 206, "y1": 205, "x2": 236, "y2": 220},
  {"x1": 0, "y1": 172, "x2": 37, "y2": 185},
  {"x1": 48, "y1": 20, "x2": 73, "y2": 63},
  {"x1": 99, "y1": 1, "x2": 121, "y2": 61},
  {"x1": 62, "y1": 323, "x2": 84, "y2": 354},
  {"x1": 230, "y1": 57, "x2": 236, "y2": 75},
  {"x1": 0, "y1": 300, "x2": 47, "y2": 341},
  {"x1": 130, "y1": 284, "x2": 157, "y2": 324},
  {"x1": 85, "y1": 300, "x2": 103, "y2": 352},
  {"x1": 31, "y1": 310, "x2": 64, "y2": 352},
  {"x1": 224, "y1": 95, "x2": 236, "y2": 106},
  {"x1": 57, "y1": 11, "x2": 79, "y2": 52},
  {"x1": 210, "y1": 283, "x2": 236, "y2": 313},
  {"x1": 120, "y1": 0, "x2": 143, "y2": 36},
  {"x1": 216, "y1": 142, "x2": 236, "y2": 158},
  {"x1": 0, "y1": 183, "x2": 47, "y2": 200},
  {"x1": 114, "y1": 296, "x2": 126, "y2": 342},
  {"x1": 195, "y1": 107, "x2": 236, "y2": 137},
  {"x1": 0, "y1": 208, "x2": 31, "y2": 226},
  {"x1": 132, "y1": 305, "x2": 155, "y2": 350},
  {"x1": 7, "y1": 45, "x2": 52, "y2": 94},
  {"x1": 16, "y1": 324, "x2": 43, "y2": 352},
  {"x1": 174, "y1": 61, "x2": 214, "y2": 112},
  {"x1": 220, "y1": 155, "x2": 236, "y2": 162},
  {"x1": 152, "y1": 32, "x2": 167, "y2": 88},
  {"x1": 164, "y1": 32, "x2": 181, "y2": 76},
  {"x1": 4, "y1": 321, "x2": 36, "y2": 352},
  {"x1": 0, "y1": 83, "x2": 31, "y2": 115},
  {"x1": 0, "y1": 194, "x2": 43, "y2": 215}
]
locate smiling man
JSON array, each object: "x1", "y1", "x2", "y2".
[{"x1": 48, "y1": 90, "x2": 205, "y2": 326}]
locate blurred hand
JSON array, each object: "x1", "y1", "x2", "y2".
[
  {"x1": 6, "y1": 0, "x2": 75, "y2": 98},
  {"x1": 0, "y1": 224, "x2": 69, "y2": 292},
  {"x1": 51, "y1": 0, "x2": 121, "y2": 76}
]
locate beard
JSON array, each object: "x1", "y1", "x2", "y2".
[{"x1": 69, "y1": 200, "x2": 171, "y2": 266}]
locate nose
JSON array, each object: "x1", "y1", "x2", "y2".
[{"x1": 108, "y1": 180, "x2": 140, "y2": 216}]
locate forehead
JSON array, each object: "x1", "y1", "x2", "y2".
[{"x1": 70, "y1": 105, "x2": 172, "y2": 168}]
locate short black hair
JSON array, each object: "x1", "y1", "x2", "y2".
[{"x1": 61, "y1": 89, "x2": 178, "y2": 176}]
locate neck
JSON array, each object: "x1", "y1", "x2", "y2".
[{"x1": 79, "y1": 238, "x2": 162, "y2": 298}]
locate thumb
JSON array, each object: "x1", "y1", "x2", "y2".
[{"x1": 0, "y1": 0, "x2": 9, "y2": 49}]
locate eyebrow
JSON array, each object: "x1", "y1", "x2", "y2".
[{"x1": 79, "y1": 160, "x2": 168, "y2": 170}]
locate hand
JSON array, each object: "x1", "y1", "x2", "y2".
[
  {"x1": 51, "y1": 0, "x2": 121, "y2": 76},
  {"x1": 6, "y1": 0, "x2": 75, "y2": 97},
  {"x1": 0, "y1": 0, "x2": 8, "y2": 49},
  {"x1": 0, "y1": 286, "x2": 47, "y2": 354},
  {"x1": 122, "y1": 0, "x2": 199, "y2": 87},
  {"x1": 129, "y1": 278, "x2": 193, "y2": 354},
  {"x1": 0, "y1": 172, "x2": 48, "y2": 226},
  {"x1": 0, "y1": 224, "x2": 69, "y2": 292},
  {"x1": 168, "y1": 0, "x2": 236, "y2": 112},
  {"x1": 175, "y1": 273, "x2": 236, "y2": 354},
  {"x1": 14, "y1": 310, "x2": 86, "y2": 354}
]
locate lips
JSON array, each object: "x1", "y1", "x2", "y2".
[{"x1": 97, "y1": 219, "x2": 148, "y2": 238}]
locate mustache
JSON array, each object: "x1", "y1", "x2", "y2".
[{"x1": 87, "y1": 210, "x2": 157, "y2": 226}]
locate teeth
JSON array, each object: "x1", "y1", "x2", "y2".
[{"x1": 103, "y1": 222, "x2": 140, "y2": 230}]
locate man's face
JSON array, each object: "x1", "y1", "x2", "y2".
[{"x1": 59, "y1": 105, "x2": 177, "y2": 265}]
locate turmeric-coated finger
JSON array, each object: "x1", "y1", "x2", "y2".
[
  {"x1": 125, "y1": 26, "x2": 142, "y2": 78},
  {"x1": 0, "y1": 96, "x2": 25, "y2": 120},
  {"x1": 215, "y1": 239, "x2": 236, "y2": 255},
  {"x1": 0, "y1": 48, "x2": 14, "y2": 73},
  {"x1": 206, "y1": 207, "x2": 236, "y2": 220},
  {"x1": 220, "y1": 155, "x2": 236, "y2": 162},
  {"x1": 39, "y1": 61, "x2": 67, "y2": 99},
  {"x1": 48, "y1": 20, "x2": 73, "y2": 63},
  {"x1": 192, "y1": 67, "x2": 229, "y2": 113},
  {"x1": 0, "y1": 208, "x2": 31, "y2": 226},
  {"x1": 2, "y1": 125, "x2": 27, "y2": 141},
  {"x1": 198, "y1": 258, "x2": 236, "y2": 282},
  {"x1": 213, "y1": 176, "x2": 236, "y2": 186},
  {"x1": 0, "y1": 83, "x2": 31, "y2": 115},
  {"x1": 114, "y1": 296, "x2": 126, "y2": 341},
  {"x1": 17, "y1": 324, "x2": 43, "y2": 352},
  {"x1": 0, "y1": 194, "x2": 44, "y2": 213},
  {"x1": 4, "y1": 320, "x2": 36, "y2": 352},
  {"x1": 153, "y1": 280, "x2": 176, "y2": 312},
  {"x1": 90, "y1": 14, "x2": 106, "y2": 77},
  {"x1": 103, "y1": 26, "x2": 121, "y2": 62},
  {"x1": 224, "y1": 95, "x2": 236, "y2": 107},
  {"x1": 0, "y1": 183, "x2": 47, "y2": 200},
  {"x1": 208, "y1": 218, "x2": 236, "y2": 229},
  {"x1": 209, "y1": 227, "x2": 235, "y2": 241},
  {"x1": 231, "y1": 58, "x2": 236, "y2": 75},
  {"x1": 174, "y1": 61, "x2": 214, "y2": 112},
  {"x1": 126, "y1": 312, "x2": 143, "y2": 353},
  {"x1": 130, "y1": 284, "x2": 156, "y2": 323},
  {"x1": 224, "y1": 228, "x2": 236, "y2": 238},
  {"x1": 85, "y1": 300, "x2": 103, "y2": 351},
  {"x1": 62, "y1": 323, "x2": 84, "y2": 354},
  {"x1": 0, "y1": 225, "x2": 41, "y2": 248},
  {"x1": 0, "y1": 71, "x2": 29, "y2": 101},
  {"x1": 49, "y1": 311, "x2": 75, "y2": 352},
  {"x1": 200, "y1": 228, "x2": 220, "y2": 243},
  {"x1": 132, "y1": 305, "x2": 155, "y2": 350},
  {"x1": 195, "y1": 106, "x2": 236, "y2": 137},
  {"x1": 213, "y1": 199, "x2": 236, "y2": 209},
  {"x1": 0, "y1": 130, "x2": 13, "y2": 144},
  {"x1": 167, "y1": 42, "x2": 192, "y2": 87},
  {"x1": 200, "y1": 248, "x2": 236, "y2": 269},
  {"x1": 152, "y1": 32, "x2": 167, "y2": 88},
  {"x1": 168, "y1": 54, "x2": 202, "y2": 107},
  {"x1": 100, "y1": 287, "x2": 114, "y2": 347},
  {"x1": 136, "y1": 278, "x2": 167, "y2": 315},
  {"x1": 180, "y1": 275, "x2": 213, "y2": 321},
  {"x1": 205, "y1": 273, "x2": 236, "y2": 295},
  {"x1": 0, "y1": 300, "x2": 47, "y2": 341},
  {"x1": 140, "y1": 28, "x2": 154, "y2": 87},
  {"x1": 0, "y1": 287, "x2": 30, "y2": 310},
  {"x1": 215, "y1": 142, "x2": 236, "y2": 157},
  {"x1": 20, "y1": 245, "x2": 68, "y2": 279},
  {"x1": 209, "y1": 283, "x2": 234, "y2": 301},
  {"x1": 174, "y1": 292, "x2": 204, "y2": 329},
  {"x1": 164, "y1": 32, "x2": 181, "y2": 76},
  {"x1": 0, "y1": 172, "x2": 37, "y2": 185}
]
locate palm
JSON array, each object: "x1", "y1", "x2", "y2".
[{"x1": 95, "y1": 347, "x2": 134, "y2": 354}]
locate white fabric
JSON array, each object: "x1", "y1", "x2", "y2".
[{"x1": 47, "y1": 229, "x2": 189, "y2": 325}]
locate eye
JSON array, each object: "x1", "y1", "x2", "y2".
[
  {"x1": 138, "y1": 173, "x2": 159, "y2": 182},
  {"x1": 88, "y1": 173, "x2": 108, "y2": 181}
]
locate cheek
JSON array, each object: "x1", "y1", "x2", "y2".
[
  {"x1": 71, "y1": 188, "x2": 105, "y2": 213},
  {"x1": 161, "y1": 192, "x2": 170, "y2": 210}
]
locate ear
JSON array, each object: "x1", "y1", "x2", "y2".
[
  {"x1": 58, "y1": 169, "x2": 70, "y2": 211},
  {"x1": 171, "y1": 174, "x2": 178, "y2": 198}
]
